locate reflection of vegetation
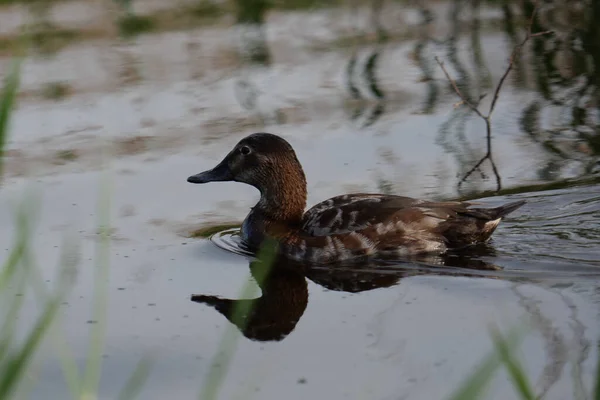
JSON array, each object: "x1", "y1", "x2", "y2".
[
  {"x1": 446, "y1": 0, "x2": 474, "y2": 103},
  {"x1": 431, "y1": 0, "x2": 599, "y2": 193},
  {"x1": 270, "y1": 0, "x2": 338, "y2": 10},
  {"x1": 117, "y1": 14, "x2": 154, "y2": 38},
  {"x1": 435, "y1": 0, "x2": 490, "y2": 192},
  {"x1": 54, "y1": 149, "x2": 78, "y2": 163},
  {"x1": 436, "y1": 2, "x2": 555, "y2": 192},
  {"x1": 41, "y1": 81, "x2": 71, "y2": 100},
  {"x1": 470, "y1": 0, "x2": 492, "y2": 94},
  {"x1": 413, "y1": 4, "x2": 439, "y2": 115},
  {"x1": 344, "y1": 50, "x2": 386, "y2": 128},
  {"x1": 515, "y1": 0, "x2": 600, "y2": 180},
  {"x1": 22, "y1": 23, "x2": 80, "y2": 56},
  {"x1": 189, "y1": 0, "x2": 224, "y2": 18},
  {"x1": 233, "y1": 0, "x2": 271, "y2": 64},
  {"x1": 343, "y1": 0, "x2": 388, "y2": 129},
  {"x1": 234, "y1": 0, "x2": 269, "y2": 24}
]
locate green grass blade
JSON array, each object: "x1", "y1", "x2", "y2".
[
  {"x1": 198, "y1": 239, "x2": 278, "y2": 400},
  {"x1": 446, "y1": 324, "x2": 528, "y2": 400},
  {"x1": 491, "y1": 327, "x2": 536, "y2": 400},
  {"x1": 0, "y1": 187, "x2": 33, "y2": 292},
  {"x1": 0, "y1": 258, "x2": 29, "y2": 366},
  {"x1": 25, "y1": 229, "x2": 82, "y2": 398},
  {"x1": 0, "y1": 190, "x2": 37, "y2": 363},
  {"x1": 446, "y1": 350, "x2": 502, "y2": 400},
  {"x1": 117, "y1": 355, "x2": 155, "y2": 400},
  {"x1": 49, "y1": 237, "x2": 82, "y2": 400},
  {"x1": 0, "y1": 187, "x2": 78, "y2": 399},
  {"x1": 0, "y1": 290, "x2": 63, "y2": 398},
  {"x1": 0, "y1": 57, "x2": 22, "y2": 179},
  {"x1": 81, "y1": 169, "x2": 113, "y2": 399}
]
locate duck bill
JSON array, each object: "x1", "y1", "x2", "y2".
[{"x1": 187, "y1": 159, "x2": 233, "y2": 184}]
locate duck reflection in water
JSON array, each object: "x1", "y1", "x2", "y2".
[{"x1": 191, "y1": 244, "x2": 501, "y2": 342}]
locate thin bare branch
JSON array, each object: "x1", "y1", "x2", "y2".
[
  {"x1": 488, "y1": 21, "x2": 553, "y2": 118},
  {"x1": 435, "y1": 0, "x2": 553, "y2": 193},
  {"x1": 459, "y1": 155, "x2": 489, "y2": 185},
  {"x1": 434, "y1": 56, "x2": 486, "y2": 119},
  {"x1": 530, "y1": 30, "x2": 553, "y2": 38}
]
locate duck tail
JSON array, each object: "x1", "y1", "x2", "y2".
[{"x1": 488, "y1": 199, "x2": 527, "y2": 219}]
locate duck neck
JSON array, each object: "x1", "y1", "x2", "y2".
[
  {"x1": 240, "y1": 156, "x2": 308, "y2": 250},
  {"x1": 255, "y1": 181, "x2": 307, "y2": 225},
  {"x1": 242, "y1": 178, "x2": 307, "y2": 250}
]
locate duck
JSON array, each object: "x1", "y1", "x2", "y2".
[{"x1": 187, "y1": 132, "x2": 525, "y2": 265}]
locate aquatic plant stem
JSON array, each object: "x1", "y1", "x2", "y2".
[
  {"x1": 446, "y1": 323, "x2": 528, "y2": 400},
  {"x1": 434, "y1": 1, "x2": 552, "y2": 192},
  {"x1": 196, "y1": 240, "x2": 278, "y2": 400},
  {"x1": 0, "y1": 190, "x2": 76, "y2": 400},
  {"x1": 0, "y1": 58, "x2": 21, "y2": 183},
  {"x1": 24, "y1": 227, "x2": 82, "y2": 398},
  {"x1": 490, "y1": 327, "x2": 536, "y2": 399},
  {"x1": 81, "y1": 167, "x2": 113, "y2": 400}
]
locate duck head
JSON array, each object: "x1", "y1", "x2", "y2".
[{"x1": 187, "y1": 133, "x2": 308, "y2": 219}]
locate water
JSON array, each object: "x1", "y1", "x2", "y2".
[{"x1": 1, "y1": 0, "x2": 600, "y2": 399}]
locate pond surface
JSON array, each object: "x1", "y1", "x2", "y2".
[{"x1": 1, "y1": 0, "x2": 600, "y2": 399}]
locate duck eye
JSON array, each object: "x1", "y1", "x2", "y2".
[{"x1": 240, "y1": 146, "x2": 251, "y2": 155}]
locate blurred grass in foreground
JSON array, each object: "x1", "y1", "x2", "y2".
[
  {"x1": 0, "y1": 56, "x2": 599, "y2": 400},
  {"x1": 0, "y1": 58, "x2": 152, "y2": 399},
  {"x1": 0, "y1": 58, "x2": 20, "y2": 181},
  {"x1": 446, "y1": 325, "x2": 600, "y2": 400}
]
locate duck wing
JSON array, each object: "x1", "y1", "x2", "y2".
[
  {"x1": 301, "y1": 193, "x2": 525, "y2": 250},
  {"x1": 302, "y1": 193, "x2": 475, "y2": 236},
  {"x1": 279, "y1": 194, "x2": 525, "y2": 264}
]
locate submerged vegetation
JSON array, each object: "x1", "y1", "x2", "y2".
[
  {"x1": 187, "y1": 223, "x2": 242, "y2": 238},
  {"x1": 41, "y1": 81, "x2": 72, "y2": 100},
  {"x1": 117, "y1": 14, "x2": 154, "y2": 38}
]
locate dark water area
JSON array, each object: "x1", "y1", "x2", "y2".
[{"x1": 1, "y1": 0, "x2": 600, "y2": 399}]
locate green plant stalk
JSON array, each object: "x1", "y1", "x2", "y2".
[
  {"x1": 491, "y1": 327, "x2": 536, "y2": 400},
  {"x1": 446, "y1": 323, "x2": 528, "y2": 400},
  {"x1": 0, "y1": 200, "x2": 30, "y2": 291},
  {"x1": 81, "y1": 169, "x2": 113, "y2": 400},
  {"x1": 23, "y1": 222, "x2": 82, "y2": 400},
  {"x1": 0, "y1": 57, "x2": 21, "y2": 180},
  {"x1": 0, "y1": 292, "x2": 64, "y2": 398},
  {"x1": 0, "y1": 191, "x2": 70, "y2": 399},
  {"x1": 0, "y1": 190, "x2": 37, "y2": 364},
  {"x1": 230, "y1": 350, "x2": 276, "y2": 400},
  {"x1": 24, "y1": 229, "x2": 82, "y2": 398},
  {"x1": 117, "y1": 355, "x2": 155, "y2": 400},
  {"x1": 0, "y1": 57, "x2": 25, "y2": 292},
  {"x1": 0, "y1": 253, "x2": 30, "y2": 366},
  {"x1": 198, "y1": 240, "x2": 278, "y2": 400}
]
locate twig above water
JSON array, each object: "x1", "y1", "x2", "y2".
[{"x1": 434, "y1": 2, "x2": 553, "y2": 192}]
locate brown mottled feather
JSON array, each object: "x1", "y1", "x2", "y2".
[{"x1": 288, "y1": 193, "x2": 525, "y2": 263}]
